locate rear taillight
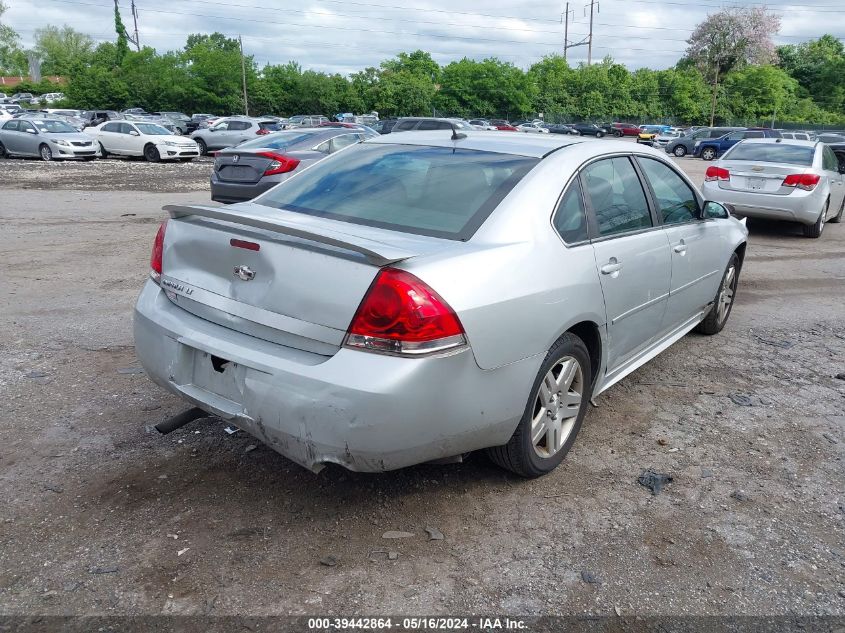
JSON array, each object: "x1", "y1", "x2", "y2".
[
  {"x1": 782, "y1": 173, "x2": 820, "y2": 191},
  {"x1": 256, "y1": 128, "x2": 271, "y2": 135},
  {"x1": 258, "y1": 151, "x2": 300, "y2": 176},
  {"x1": 345, "y1": 268, "x2": 466, "y2": 356},
  {"x1": 705, "y1": 166, "x2": 730, "y2": 182},
  {"x1": 150, "y1": 220, "x2": 168, "y2": 283}
]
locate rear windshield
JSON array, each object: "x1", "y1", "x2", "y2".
[
  {"x1": 237, "y1": 131, "x2": 318, "y2": 150},
  {"x1": 725, "y1": 143, "x2": 815, "y2": 166},
  {"x1": 257, "y1": 144, "x2": 538, "y2": 240},
  {"x1": 258, "y1": 122, "x2": 281, "y2": 131}
]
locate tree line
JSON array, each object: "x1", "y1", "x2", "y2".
[{"x1": 1, "y1": 1, "x2": 843, "y2": 126}]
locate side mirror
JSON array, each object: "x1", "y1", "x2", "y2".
[
  {"x1": 26, "y1": 128, "x2": 37, "y2": 134},
  {"x1": 130, "y1": 130, "x2": 140, "y2": 136},
  {"x1": 702, "y1": 200, "x2": 731, "y2": 219}
]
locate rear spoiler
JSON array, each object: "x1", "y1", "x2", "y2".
[{"x1": 163, "y1": 204, "x2": 414, "y2": 266}]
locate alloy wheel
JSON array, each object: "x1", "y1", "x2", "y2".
[
  {"x1": 40, "y1": 145, "x2": 53, "y2": 161},
  {"x1": 673, "y1": 146, "x2": 687, "y2": 157},
  {"x1": 531, "y1": 356, "x2": 584, "y2": 459},
  {"x1": 717, "y1": 264, "x2": 737, "y2": 325}
]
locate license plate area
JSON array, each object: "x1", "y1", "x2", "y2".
[
  {"x1": 190, "y1": 349, "x2": 245, "y2": 403},
  {"x1": 220, "y1": 165, "x2": 254, "y2": 180},
  {"x1": 747, "y1": 177, "x2": 766, "y2": 191}
]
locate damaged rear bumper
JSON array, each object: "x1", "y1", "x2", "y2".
[{"x1": 133, "y1": 280, "x2": 537, "y2": 472}]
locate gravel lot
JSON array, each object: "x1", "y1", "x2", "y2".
[{"x1": 1, "y1": 147, "x2": 844, "y2": 619}]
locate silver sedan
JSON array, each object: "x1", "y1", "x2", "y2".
[
  {"x1": 135, "y1": 132, "x2": 747, "y2": 477},
  {"x1": 0, "y1": 118, "x2": 98, "y2": 160},
  {"x1": 702, "y1": 139, "x2": 845, "y2": 238}
]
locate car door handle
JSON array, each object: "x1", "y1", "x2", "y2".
[
  {"x1": 600, "y1": 259, "x2": 622, "y2": 275},
  {"x1": 673, "y1": 244, "x2": 687, "y2": 254}
]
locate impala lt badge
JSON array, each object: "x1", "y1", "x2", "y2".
[{"x1": 233, "y1": 265, "x2": 256, "y2": 281}]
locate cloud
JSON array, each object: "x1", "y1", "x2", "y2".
[{"x1": 4, "y1": 0, "x2": 841, "y2": 74}]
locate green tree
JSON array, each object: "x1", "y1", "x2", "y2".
[
  {"x1": 528, "y1": 55, "x2": 574, "y2": 120},
  {"x1": 723, "y1": 65, "x2": 802, "y2": 125},
  {"x1": 34, "y1": 25, "x2": 94, "y2": 76},
  {"x1": 183, "y1": 33, "x2": 252, "y2": 113},
  {"x1": 777, "y1": 35, "x2": 845, "y2": 116},
  {"x1": 436, "y1": 57, "x2": 535, "y2": 118},
  {"x1": 114, "y1": 2, "x2": 129, "y2": 67},
  {"x1": 0, "y1": 0, "x2": 27, "y2": 75}
]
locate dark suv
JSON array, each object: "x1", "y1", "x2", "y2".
[
  {"x1": 81, "y1": 110, "x2": 122, "y2": 128},
  {"x1": 693, "y1": 128, "x2": 783, "y2": 160},
  {"x1": 664, "y1": 126, "x2": 743, "y2": 158}
]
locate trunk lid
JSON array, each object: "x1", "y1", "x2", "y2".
[
  {"x1": 717, "y1": 160, "x2": 811, "y2": 195},
  {"x1": 214, "y1": 151, "x2": 276, "y2": 183},
  {"x1": 160, "y1": 203, "x2": 460, "y2": 356}
]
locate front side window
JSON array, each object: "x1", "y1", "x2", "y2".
[
  {"x1": 118, "y1": 123, "x2": 135, "y2": 134},
  {"x1": 553, "y1": 179, "x2": 589, "y2": 244},
  {"x1": 330, "y1": 134, "x2": 360, "y2": 152},
  {"x1": 258, "y1": 144, "x2": 538, "y2": 240},
  {"x1": 725, "y1": 132, "x2": 744, "y2": 140},
  {"x1": 638, "y1": 157, "x2": 699, "y2": 225},
  {"x1": 33, "y1": 120, "x2": 76, "y2": 133},
  {"x1": 135, "y1": 123, "x2": 170, "y2": 135},
  {"x1": 582, "y1": 157, "x2": 652, "y2": 237},
  {"x1": 19, "y1": 121, "x2": 35, "y2": 133}
]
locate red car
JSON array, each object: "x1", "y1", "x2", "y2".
[
  {"x1": 490, "y1": 119, "x2": 518, "y2": 132},
  {"x1": 610, "y1": 122, "x2": 641, "y2": 137}
]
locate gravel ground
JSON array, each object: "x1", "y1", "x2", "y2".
[{"x1": 1, "y1": 150, "x2": 844, "y2": 620}]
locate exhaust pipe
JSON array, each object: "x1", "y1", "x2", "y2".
[{"x1": 155, "y1": 407, "x2": 207, "y2": 435}]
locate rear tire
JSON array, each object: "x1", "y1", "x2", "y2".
[
  {"x1": 701, "y1": 147, "x2": 716, "y2": 161},
  {"x1": 803, "y1": 202, "x2": 827, "y2": 238},
  {"x1": 696, "y1": 252, "x2": 740, "y2": 335},
  {"x1": 673, "y1": 145, "x2": 687, "y2": 157},
  {"x1": 613, "y1": 130, "x2": 622, "y2": 137},
  {"x1": 487, "y1": 333, "x2": 592, "y2": 478}
]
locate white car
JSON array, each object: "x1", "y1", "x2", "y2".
[
  {"x1": 517, "y1": 123, "x2": 550, "y2": 134},
  {"x1": 43, "y1": 92, "x2": 65, "y2": 104},
  {"x1": 89, "y1": 121, "x2": 200, "y2": 161}
]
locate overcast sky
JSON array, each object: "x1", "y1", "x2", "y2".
[{"x1": 4, "y1": 0, "x2": 844, "y2": 75}]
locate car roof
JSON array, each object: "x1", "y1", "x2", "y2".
[
  {"x1": 740, "y1": 138, "x2": 817, "y2": 147},
  {"x1": 365, "y1": 129, "x2": 585, "y2": 157}
]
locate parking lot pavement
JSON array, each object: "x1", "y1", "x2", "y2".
[{"x1": 1, "y1": 156, "x2": 844, "y2": 617}]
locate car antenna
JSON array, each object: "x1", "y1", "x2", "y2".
[{"x1": 450, "y1": 122, "x2": 466, "y2": 141}]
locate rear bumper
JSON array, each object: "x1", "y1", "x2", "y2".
[
  {"x1": 210, "y1": 174, "x2": 278, "y2": 204},
  {"x1": 133, "y1": 280, "x2": 536, "y2": 472},
  {"x1": 701, "y1": 182, "x2": 824, "y2": 224}
]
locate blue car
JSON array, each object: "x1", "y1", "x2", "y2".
[{"x1": 693, "y1": 128, "x2": 782, "y2": 160}]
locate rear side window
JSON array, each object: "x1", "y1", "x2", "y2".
[
  {"x1": 228, "y1": 121, "x2": 251, "y2": 131},
  {"x1": 257, "y1": 144, "x2": 538, "y2": 240},
  {"x1": 638, "y1": 157, "x2": 699, "y2": 225},
  {"x1": 553, "y1": 179, "x2": 589, "y2": 244},
  {"x1": 237, "y1": 131, "x2": 316, "y2": 150},
  {"x1": 744, "y1": 131, "x2": 764, "y2": 139},
  {"x1": 822, "y1": 146, "x2": 838, "y2": 171},
  {"x1": 582, "y1": 157, "x2": 652, "y2": 237},
  {"x1": 102, "y1": 122, "x2": 119, "y2": 132},
  {"x1": 725, "y1": 143, "x2": 815, "y2": 166},
  {"x1": 394, "y1": 120, "x2": 417, "y2": 131},
  {"x1": 3, "y1": 120, "x2": 19, "y2": 131}
]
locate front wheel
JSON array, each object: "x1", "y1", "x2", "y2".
[
  {"x1": 696, "y1": 252, "x2": 740, "y2": 335},
  {"x1": 673, "y1": 145, "x2": 687, "y2": 157},
  {"x1": 487, "y1": 332, "x2": 592, "y2": 478},
  {"x1": 98, "y1": 142, "x2": 109, "y2": 158},
  {"x1": 0, "y1": 140, "x2": 6, "y2": 158},
  {"x1": 804, "y1": 202, "x2": 827, "y2": 238},
  {"x1": 39, "y1": 144, "x2": 53, "y2": 161},
  {"x1": 596, "y1": 131, "x2": 605, "y2": 138},
  {"x1": 701, "y1": 147, "x2": 717, "y2": 161},
  {"x1": 144, "y1": 144, "x2": 161, "y2": 163},
  {"x1": 613, "y1": 130, "x2": 623, "y2": 137},
  {"x1": 196, "y1": 138, "x2": 208, "y2": 155}
]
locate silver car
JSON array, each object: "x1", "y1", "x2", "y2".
[
  {"x1": 134, "y1": 132, "x2": 747, "y2": 477},
  {"x1": 191, "y1": 117, "x2": 281, "y2": 155},
  {"x1": 701, "y1": 139, "x2": 845, "y2": 238},
  {"x1": 0, "y1": 118, "x2": 98, "y2": 160}
]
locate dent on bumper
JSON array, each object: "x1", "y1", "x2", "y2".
[{"x1": 134, "y1": 281, "x2": 538, "y2": 472}]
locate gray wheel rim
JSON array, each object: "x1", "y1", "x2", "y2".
[
  {"x1": 703, "y1": 148, "x2": 715, "y2": 160},
  {"x1": 717, "y1": 264, "x2": 736, "y2": 325},
  {"x1": 674, "y1": 146, "x2": 686, "y2": 157},
  {"x1": 41, "y1": 145, "x2": 51, "y2": 161},
  {"x1": 531, "y1": 356, "x2": 583, "y2": 459}
]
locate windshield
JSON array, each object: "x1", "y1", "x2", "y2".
[
  {"x1": 258, "y1": 144, "x2": 538, "y2": 240},
  {"x1": 724, "y1": 143, "x2": 815, "y2": 166},
  {"x1": 33, "y1": 119, "x2": 76, "y2": 133},
  {"x1": 136, "y1": 123, "x2": 171, "y2": 135}
]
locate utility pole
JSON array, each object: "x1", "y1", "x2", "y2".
[
  {"x1": 586, "y1": 0, "x2": 597, "y2": 65},
  {"x1": 131, "y1": 0, "x2": 140, "y2": 51},
  {"x1": 562, "y1": 3, "x2": 571, "y2": 61},
  {"x1": 709, "y1": 63, "x2": 719, "y2": 127},
  {"x1": 239, "y1": 35, "x2": 249, "y2": 116}
]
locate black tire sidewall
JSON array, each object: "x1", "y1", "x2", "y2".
[
  {"x1": 518, "y1": 334, "x2": 592, "y2": 476},
  {"x1": 196, "y1": 139, "x2": 207, "y2": 155},
  {"x1": 0, "y1": 141, "x2": 6, "y2": 157},
  {"x1": 145, "y1": 145, "x2": 160, "y2": 162}
]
